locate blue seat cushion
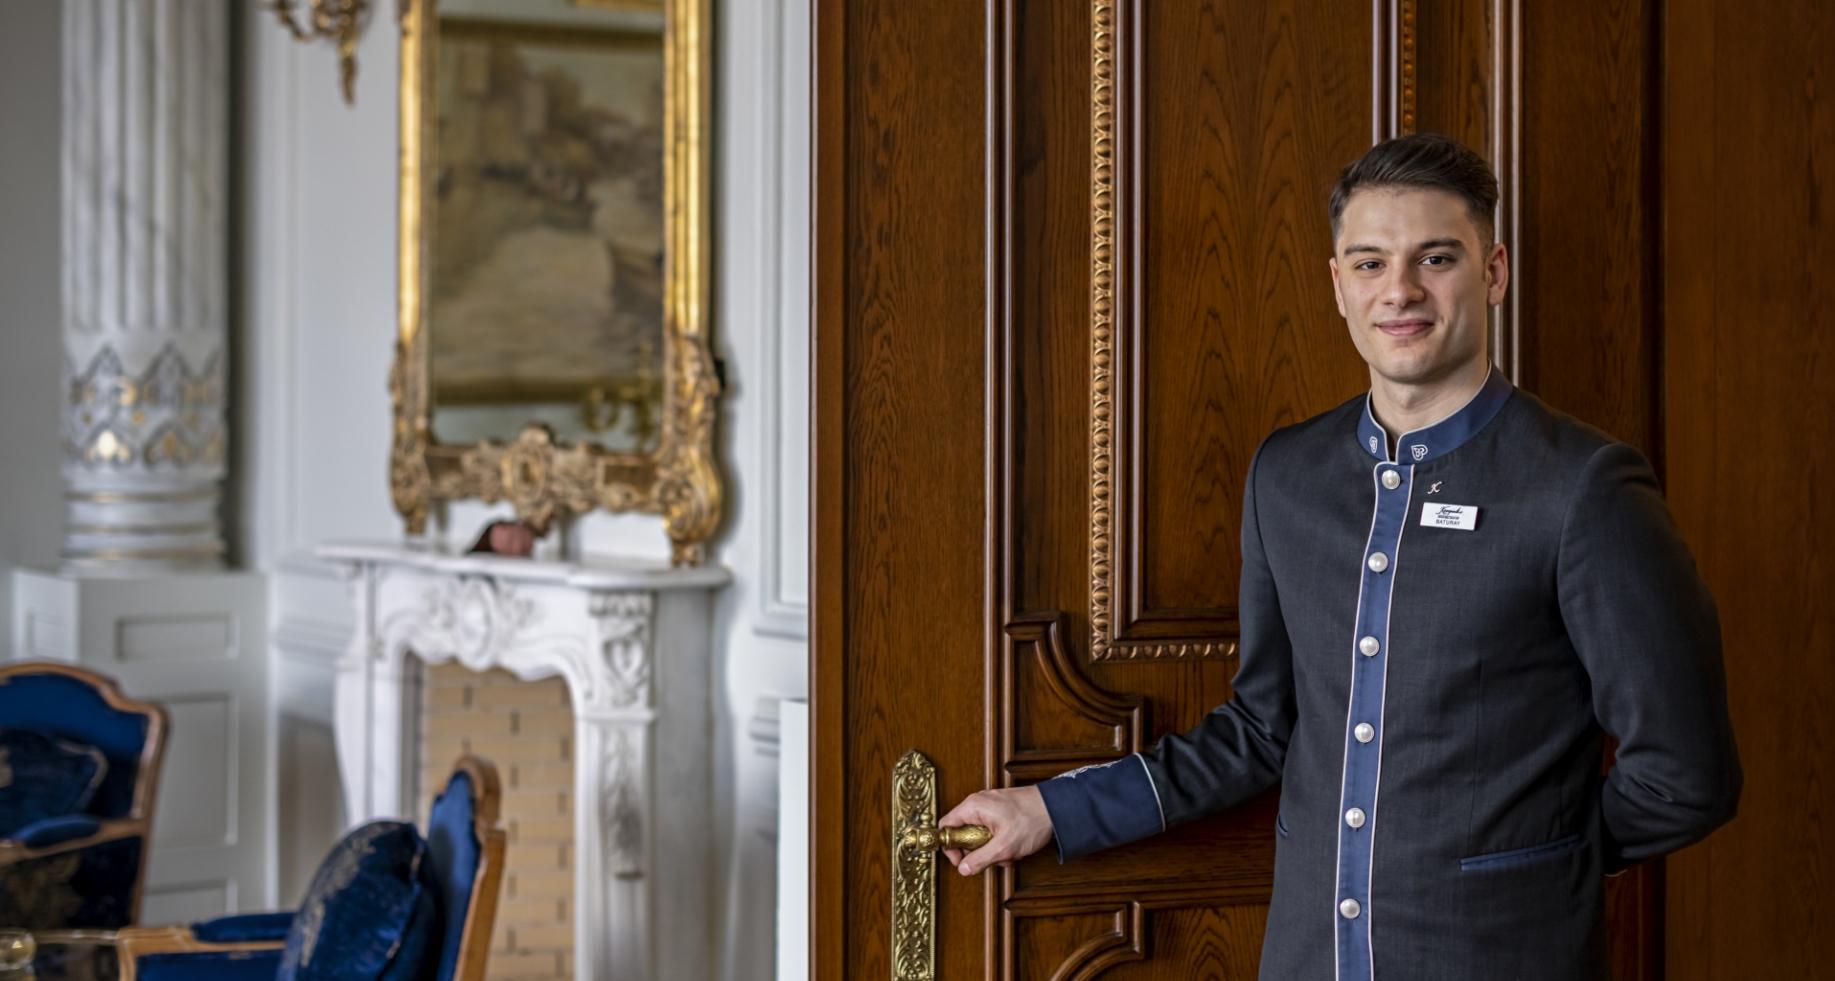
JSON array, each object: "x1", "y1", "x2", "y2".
[
  {"x1": 193, "y1": 911, "x2": 297, "y2": 944},
  {"x1": 139, "y1": 947, "x2": 286, "y2": 981},
  {"x1": 0, "y1": 728, "x2": 107, "y2": 836},
  {"x1": 279, "y1": 821, "x2": 439, "y2": 981}
]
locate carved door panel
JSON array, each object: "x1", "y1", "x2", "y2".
[{"x1": 814, "y1": 0, "x2": 1659, "y2": 977}]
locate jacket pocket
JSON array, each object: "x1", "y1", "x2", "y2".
[
  {"x1": 1458, "y1": 833, "x2": 1581, "y2": 872},
  {"x1": 1275, "y1": 813, "x2": 1290, "y2": 839}
]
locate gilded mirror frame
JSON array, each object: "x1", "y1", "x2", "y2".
[{"x1": 389, "y1": 0, "x2": 720, "y2": 565}]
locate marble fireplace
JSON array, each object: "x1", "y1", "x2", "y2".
[{"x1": 319, "y1": 542, "x2": 728, "y2": 980}]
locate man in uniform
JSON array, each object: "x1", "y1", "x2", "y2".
[{"x1": 937, "y1": 133, "x2": 1742, "y2": 980}]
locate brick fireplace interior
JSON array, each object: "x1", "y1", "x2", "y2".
[{"x1": 418, "y1": 662, "x2": 575, "y2": 981}]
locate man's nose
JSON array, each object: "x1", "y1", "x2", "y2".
[{"x1": 1381, "y1": 267, "x2": 1425, "y2": 306}]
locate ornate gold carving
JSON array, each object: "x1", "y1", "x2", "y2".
[
  {"x1": 891, "y1": 750, "x2": 937, "y2": 981},
  {"x1": 1400, "y1": 0, "x2": 1419, "y2": 133},
  {"x1": 66, "y1": 344, "x2": 223, "y2": 471},
  {"x1": 270, "y1": 0, "x2": 372, "y2": 104},
  {"x1": 1088, "y1": 0, "x2": 1119, "y2": 661},
  {"x1": 1086, "y1": 2, "x2": 1232, "y2": 662},
  {"x1": 889, "y1": 750, "x2": 989, "y2": 980},
  {"x1": 390, "y1": 0, "x2": 722, "y2": 564}
]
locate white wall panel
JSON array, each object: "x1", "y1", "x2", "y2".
[{"x1": 245, "y1": 1, "x2": 811, "y2": 972}]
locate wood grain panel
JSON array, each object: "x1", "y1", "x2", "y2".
[
  {"x1": 1101, "y1": 904, "x2": 1270, "y2": 980},
  {"x1": 1090, "y1": 0, "x2": 1379, "y2": 663},
  {"x1": 1009, "y1": 906, "x2": 1142, "y2": 980},
  {"x1": 1002, "y1": 612, "x2": 1143, "y2": 782},
  {"x1": 1662, "y1": 1, "x2": 1835, "y2": 978},
  {"x1": 1514, "y1": 0, "x2": 1660, "y2": 455},
  {"x1": 815, "y1": 0, "x2": 990, "y2": 975},
  {"x1": 1411, "y1": 0, "x2": 1492, "y2": 152}
]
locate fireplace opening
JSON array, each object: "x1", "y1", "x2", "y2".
[{"x1": 417, "y1": 661, "x2": 576, "y2": 980}]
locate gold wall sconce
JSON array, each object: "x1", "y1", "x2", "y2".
[{"x1": 269, "y1": 0, "x2": 374, "y2": 104}]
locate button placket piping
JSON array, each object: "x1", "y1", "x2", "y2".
[{"x1": 1334, "y1": 459, "x2": 1413, "y2": 980}]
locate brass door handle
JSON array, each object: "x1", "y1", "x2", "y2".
[
  {"x1": 892, "y1": 749, "x2": 988, "y2": 980},
  {"x1": 900, "y1": 821, "x2": 991, "y2": 853}
]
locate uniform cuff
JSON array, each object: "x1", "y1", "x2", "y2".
[{"x1": 1035, "y1": 755, "x2": 1166, "y2": 862}]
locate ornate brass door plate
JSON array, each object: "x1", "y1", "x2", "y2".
[{"x1": 891, "y1": 750, "x2": 990, "y2": 981}]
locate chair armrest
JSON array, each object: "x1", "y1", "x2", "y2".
[
  {"x1": 8, "y1": 814, "x2": 102, "y2": 848},
  {"x1": 191, "y1": 911, "x2": 296, "y2": 943},
  {"x1": 117, "y1": 925, "x2": 287, "y2": 981},
  {"x1": 0, "y1": 816, "x2": 142, "y2": 864}
]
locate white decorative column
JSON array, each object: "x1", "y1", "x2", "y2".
[
  {"x1": 320, "y1": 542, "x2": 728, "y2": 981},
  {"x1": 60, "y1": 0, "x2": 229, "y2": 572},
  {"x1": 10, "y1": 0, "x2": 271, "y2": 926}
]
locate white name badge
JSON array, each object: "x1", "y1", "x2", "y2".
[{"x1": 1421, "y1": 502, "x2": 1480, "y2": 531}]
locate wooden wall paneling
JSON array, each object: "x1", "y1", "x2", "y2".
[
  {"x1": 1102, "y1": 904, "x2": 1270, "y2": 981},
  {"x1": 813, "y1": 0, "x2": 992, "y2": 975},
  {"x1": 1514, "y1": 0, "x2": 1661, "y2": 455},
  {"x1": 1410, "y1": 0, "x2": 1493, "y2": 150},
  {"x1": 810, "y1": 0, "x2": 844, "y2": 970},
  {"x1": 1662, "y1": 1, "x2": 1835, "y2": 978},
  {"x1": 1008, "y1": 906, "x2": 1144, "y2": 980},
  {"x1": 1000, "y1": 613, "x2": 1143, "y2": 784}
]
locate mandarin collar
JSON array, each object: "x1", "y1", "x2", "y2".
[{"x1": 1356, "y1": 366, "x2": 1514, "y2": 465}]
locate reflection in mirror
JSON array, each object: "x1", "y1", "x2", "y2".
[{"x1": 427, "y1": 6, "x2": 667, "y2": 452}]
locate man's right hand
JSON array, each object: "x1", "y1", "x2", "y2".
[{"x1": 937, "y1": 785, "x2": 1054, "y2": 876}]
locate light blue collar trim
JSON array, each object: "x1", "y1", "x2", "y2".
[{"x1": 1356, "y1": 366, "x2": 1514, "y2": 465}]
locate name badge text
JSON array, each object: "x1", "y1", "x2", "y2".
[{"x1": 1421, "y1": 502, "x2": 1479, "y2": 531}]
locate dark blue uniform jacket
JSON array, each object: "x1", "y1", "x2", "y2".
[{"x1": 1037, "y1": 369, "x2": 1741, "y2": 981}]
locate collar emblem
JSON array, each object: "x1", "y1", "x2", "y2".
[{"x1": 1411, "y1": 444, "x2": 1429, "y2": 461}]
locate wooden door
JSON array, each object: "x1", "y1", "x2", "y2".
[{"x1": 812, "y1": 1, "x2": 1660, "y2": 977}]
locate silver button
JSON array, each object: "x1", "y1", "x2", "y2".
[
  {"x1": 1367, "y1": 552, "x2": 1389, "y2": 573},
  {"x1": 1354, "y1": 722, "x2": 1375, "y2": 743},
  {"x1": 1340, "y1": 898, "x2": 1361, "y2": 919},
  {"x1": 1359, "y1": 636, "x2": 1380, "y2": 657},
  {"x1": 1345, "y1": 807, "x2": 1366, "y2": 829},
  {"x1": 1381, "y1": 470, "x2": 1401, "y2": 490}
]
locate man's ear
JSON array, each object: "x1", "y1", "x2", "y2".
[
  {"x1": 1486, "y1": 241, "x2": 1510, "y2": 306},
  {"x1": 1328, "y1": 256, "x2": 1347, "y2": 318}
]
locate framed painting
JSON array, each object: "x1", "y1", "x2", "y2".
[{"x1": 391, "y1": 0, "x2": 720, "y2": 563}]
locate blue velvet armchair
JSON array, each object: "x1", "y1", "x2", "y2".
[
  {"x1": 0, "y1": 662, "x2": 169, "y2": 930},
  {"x1": 116, "y1": 755, "x2": 507, "y2": 981}
]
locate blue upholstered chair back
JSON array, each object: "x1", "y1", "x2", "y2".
[
  {"x1": 0, "y1": 668, "x2": 154, "y2": 819},
  {"x1": 426, "y1": 770, "x2": 483, "y2": 981}
]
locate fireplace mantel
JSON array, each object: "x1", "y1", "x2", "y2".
[{"x1": 317, "y1": 541, "x2": 728, "y2": 980}]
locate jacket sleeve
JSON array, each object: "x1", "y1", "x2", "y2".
[
  {"x1": 1557, "y1": 442, "x2": 1742, "y2": 873},
  {"x1": 1037, "y1": 439, "x2": 1296, "y2": 860}
]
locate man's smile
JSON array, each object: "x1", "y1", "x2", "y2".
[{"x1": 1376, "y1": 317, "x2": 1434, "y2": 338}]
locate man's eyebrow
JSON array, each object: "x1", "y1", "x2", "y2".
[{"x1": 1339, "y1": 238, "x2": 1469, "y2": 257}]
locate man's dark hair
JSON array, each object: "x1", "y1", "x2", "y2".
[{"x1": 1328, "y1": 133, "x2": 1499, "y2": 244}]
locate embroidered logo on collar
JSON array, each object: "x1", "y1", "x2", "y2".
[
  {"x1": 1369, "y1": 435, "x2": 1380, "y2": 455},
  {"x1": 1411, "y1": 444, "x2": 1429, "y2": 461}
]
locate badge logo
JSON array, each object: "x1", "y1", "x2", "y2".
[
  {"x1": 1369, "y1": 435, "x2": 1380, "y2": 455},
  {"x1": 1411, "y1": 444, "x2": 1429, "y2": 461}
]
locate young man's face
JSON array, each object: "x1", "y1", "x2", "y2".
[{"x1": 1329, "y1": 186, "x2": 1507, "y2": 389}]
